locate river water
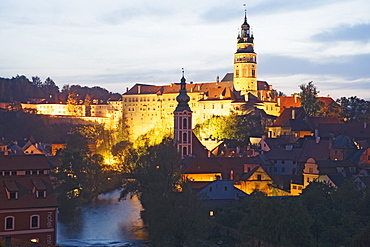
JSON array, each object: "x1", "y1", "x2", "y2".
[{"x1": 57, "y1": 190, "x2": 149, "y2": 246}]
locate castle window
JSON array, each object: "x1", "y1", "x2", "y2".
[
  {"x1": 183, "y1": 118, "x2": 187, "y2": 129},
  {"x1": 30, "y1": 215, "x2": 40, "y2": 229},
  {"x1": 182, "y1": 147, "x2": 187, "y2": 156},
  {"x1": 183, "y1": 133, "x2": 187, "y2": 143},
  {"x1": 5, "y1": 216, "x2": 14, "y2": 230}
]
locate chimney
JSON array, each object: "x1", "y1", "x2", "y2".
[
  {"x1": 138, "y1": 85, "x2": 141, "y2": 94},
  {"x1": 277, "y1": 97, "x2": 281, "y2": 106},
  {"x1": 314, "y1": 129, "x2": 319, "y2": 138},
  {"x1": 126, "y1": 87, "x2": 128, "y2": 92},
  {"x1": 216, "y1": 75, "x2": 219, "y2": 83},
  {"x1": 293, "y1": 94, "x2": 298, "y2": 103},
  {"x1": 291, "y1": 109, "x2": 295, "y2": 119}
]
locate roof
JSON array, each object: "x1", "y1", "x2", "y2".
[
  {"x1": 0, "y1": 176, "x2": 58, "y2": 210},
  {"x1": 318, "y1": 123, "x2": 370, "y2": 139},
  {"x1": 297, "y1": 139, "x2": 330, "y2": 163},
  {"x1": 270, "y1": 107, "x2": 308, "y2": 128},
  {"x1": 184, "y1": 157, "x2": 245, "y2": 175},
  {"x1": 0, "y1": 155, "x2": 51, "y2": 171},
  {"x1": 332, "y1": 135, "x2": 357, "y2": 149},
  {"x1": 265, "y1": 146, "x2": 302, "y2": 160}
]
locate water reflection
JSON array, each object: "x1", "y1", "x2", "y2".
[{"x1": 57, "y1": 190, "x2": 149, "y2": 246}]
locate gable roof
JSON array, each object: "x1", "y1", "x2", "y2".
[
  {"x1": 0, "y1": 176, "x2": 58, "y2": 210},
  {"x1": 0, "y1": 155, "x2": 51, "y2": 171},
  {"x1": 297, "y1": 139, "x2": 330, "y2": 163}
]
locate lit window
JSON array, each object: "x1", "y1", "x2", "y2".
[
  {"x1": 30, "y1": 215, "x2": 40, "y2": 229},
  {"x1": 5, "y1": 216, "x2": 14, "y2": 230}
]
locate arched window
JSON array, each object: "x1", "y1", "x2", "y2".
[
  {"x1": 5, "y1": 216, "x2": 14, "y2": 230},
  {"x1": 183, "y1": 118, "x2": 187, "y2": 129},
  {"x1": 183, "y1": 132, "x2": 187, "y2": 143},
  {"x1": 182, "y1": 146, "x2": 187, "y2": 156},
  {"x1": 30, "y1": 215, "x2": 40, "y2": 229}
]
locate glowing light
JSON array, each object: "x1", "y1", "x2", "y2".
[
  {"x1": 209, "y1": 211, "x2": 214, "y2": 216},
  {"x1": 30, "y1": 238, "x2": 39, "y2": 243}
]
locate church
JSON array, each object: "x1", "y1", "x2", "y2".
[{"x1": 122, "y1": 9, "x2": 278, "y2": 139}]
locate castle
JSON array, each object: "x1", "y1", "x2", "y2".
[{"x1": 122, "y1": 9, "x2": 278, "y2": 139}]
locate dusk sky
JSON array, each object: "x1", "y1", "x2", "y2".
[{"x1": 1, "y1": 0, "x2": 369, "y2": 100}]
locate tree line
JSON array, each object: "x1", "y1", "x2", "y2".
[
  {"x1": 299, "y1": 81, "x2": 370, "y2": 122},
  {"x1": 0, "y1": 75, "x2": 119, "y2": 103},
  {"x1": 214, "y1": 181, "x2": 370, "y2": 246}
]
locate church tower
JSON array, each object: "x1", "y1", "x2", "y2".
[
  {"x1": 174, "y1": 69, "x2": 192, "y2": 158},
  {"x1": 233, "y1": 7, "x2": 257, "y2": 97}
]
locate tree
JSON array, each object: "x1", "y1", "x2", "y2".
[
  {"x1": 42, "y1": 77, "x2": 59, "y2": 95},
  {"x1": 83, "y1": 94, "x2": 92, "y2": 117},
  {"x1": 299, "y1": 81, "x2": 324, "y2": 116},
  {"x1": 120, "y1": 138, "x2": 207, "y2": 246},
  {"x1": 54, "y1": 132, "x2": 120, "y2": 219},
  {"x1": 337, "y1": 96, "x2": 370, "y2": 122},
  {"x1": 319, "y1": 101, "x2": 342, "y2": 117},
  {"x1": 67, "y1": 92, "x2": 82, "y2": 116}
]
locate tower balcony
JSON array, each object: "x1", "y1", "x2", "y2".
[{"x1": 234, "y1": 58, "x2": 257, "y2": 63}]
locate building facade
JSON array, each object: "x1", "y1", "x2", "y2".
[
  {"x1": 0, "y1": 155, "x2": 58, "y2": 245},
  {"x1": 122, "y1": 10, "x2": 276, "y2": 139}
]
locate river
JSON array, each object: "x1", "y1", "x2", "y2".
[{"x1": 57, "y1": 190, "x2": 149, "y2": 246}]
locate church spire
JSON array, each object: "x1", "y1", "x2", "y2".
[
  {"x1": 175, "y1": 68, "x2": 191, "y2": 112},
  {"x1": 174, "y1": 69, "x2": 193, "y2": 158}
]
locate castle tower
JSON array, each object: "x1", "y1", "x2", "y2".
[
  {"x1": 233, "y1": 7, "x2": 257, "y2": 96},
  {"x1": 174, "y1": 69, "x2": 193, "y2": 158}
]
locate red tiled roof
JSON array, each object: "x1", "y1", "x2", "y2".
[
  {"x1": 0, "y1": 176, "x2": 58, "y2": 210},
  {"x1": 297, "y1": 139, "x2": 330, "y2": 163},
  {"x1": 318, "y1": 123, "x2": 370, "y2": 139},
  {"x1": 0, "y1": 155, "x2": 51, "y2": 171}
]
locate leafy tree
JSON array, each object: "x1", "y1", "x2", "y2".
[
  {"x1": 42, "y1": 77, "x2": 59, "y2": 95},
  {"x1": 54, "y1": 132, "x2": 120, "y2": 219},
  {"x1": 299, "y1": 81, "x2": 324, "y2": 116},
  {"x1": 83, "y1": 94, "x2": 92, "y2": 116},
  {"x1": 67, "y1": 92, "x2": 82, "y2": 116},
  {"x1": 319, "y1": 100, "x2": 342, "y2": 117},
  {"x1": 194, "y1": 114, "x2": 249, "y2": 143},
  {"x1": 120, "y1": 138, "x2": 207, "y2": 246},
  {"x1": 336, "y1": 96, "x2": 370, "y2": 122}
]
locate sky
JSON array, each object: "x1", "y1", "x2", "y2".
[{"x1": 1, "y1": 0, "x2": 370, "y2": 100}]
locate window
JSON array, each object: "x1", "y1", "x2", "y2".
[
  {"x1": 182, "y1": 147, "x2": 187, "y2": 156},
  {"x1": 309, "y1": 168, "x2": 313, "y2": 173},
  {"x1": 293, "y1": 185, "x2": 297, "y2": 190},
  {"x1": 224, "y1": 186, "x2": 228, "y2": 191},
  {"x1": 183, "y1": 118, "x2": 187, "y2": 129},
  {"x1": 30, "y1": 215, "x2": 40, "y2": 229},
  {"x1": 257, "y1": 174, "x2": 262, "y2": 180},
  {"x1": 5, "y1": 216, "x2": 14, "y2": 230},
  {"x1": 9, "y1": 192, "x2": 18, "y2": 199},
  {"x1": 183, "y1": 133, "x2": 187, "y2": 143},
  {"x1": 37, "y1": 190, "x2": 46, "y2": 198},
  {"x1": 209, "y1": 187, "x2": 213, "y2": 192},
  {"x1": 282, "y1": 167, "x2": 285, "y2": 173}
]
